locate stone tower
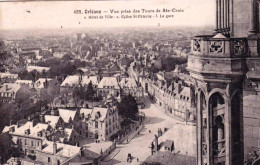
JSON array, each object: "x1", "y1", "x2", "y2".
[{"x1": 187, "y1": 0, "x2": 260, "y2": 165}]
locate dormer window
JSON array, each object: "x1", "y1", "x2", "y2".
[
  {"x1": 37, "y1": 131, "x2": 42, "y2": 137},
  {"x1": 95, "y1": 111, "x2": 101, "y2": 119},
  {"x1": 25, "y1": 129, "x2": 30, "y2": 135}
]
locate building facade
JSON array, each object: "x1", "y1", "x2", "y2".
[
  {"x1": 187, "y1": 0, "x2": 260, "y2": 164},
  {"x1": 88, "y1": 107, "x2": 120, "y2": 141}
]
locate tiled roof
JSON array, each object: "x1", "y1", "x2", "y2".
[
  {"x1": 34, "y1": 78, "x2": 52, "y2": 89},
  {"x1": 41, "y1": 140, "x2": 80, "y2": 157},
  {"x1": 58, "y1": 109, "x2": 77, "y2": 123},
  {"x1": 0, "y1": 83, "x2": 21, "y2": 93},
  {"x1": 90, "y1": 107, "x2": 108, "y2": 121},
  {"x1": 6, "y1": 121, "x2": 51, "y2": 139},
  {"x1": 44, "y1": 115, "x2": 61, "y2": 127},
  {"x1": 27, "y1": 66, "x2": 50, "y2": 73},
  {"x1": 60, "y1": 75, "x2": 80, "y2": 87},
  {"x1": 98, "y1": 77, "x2": 119, "y2": 89},
  {"x1": 0, "y1": 73, "x2": 18, "y2": 79},
  {"x1": 61, "y1": 75, "x2": 98, "y2": 87},
  {"x1": 81, "y1": 76, "x2": 98, "y2": 86},
  {"x1": 80, "y1": 108, "x2": 92, "y2": 118},
  {"x1": 15, "y1": 80, "x2": 33, "y2": 84},
  {"x1": 119, "y1": 78, "x2": 137, "y2": 89}
]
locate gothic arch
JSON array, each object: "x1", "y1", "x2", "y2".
[{"x1": 208, "y1": 88, "x2": 225, "y2": 100}]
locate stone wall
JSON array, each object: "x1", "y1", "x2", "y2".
[
  {"x1": 232, "y1": 0, "x2": 251, "y2": 37},
  {"x1": 243, "y1": 89, "x2": 260, "y2": 160},
  {"x1": 158, "y1": 124, "x2": 196, "y2": 157}
]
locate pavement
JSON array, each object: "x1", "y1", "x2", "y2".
[{"x1": 100, "y1": 96, "x2": 182, "y2": 165}]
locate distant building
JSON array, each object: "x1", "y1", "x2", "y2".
[
  {"x1": 147, "y1": 79, "x2": 196, "y2": 122},
  {"x1": 34, "y1": 78, "x2": 52, "y2": 90},
  {"x1": 44, "y1": 115, "x2": 65, "y2": 129},
  {"x1": 164, "y1": 140, "x2": 174, "y2": 152},
  {"x1": 88, "y1": 107, "x2": 120, "y2": 141},
  {"x1": 119, "y1": 77, "x2": 143, "y2": 100},
  {"x1": 26, "y1": 66, "x2": 50, "y2": 73},
  {"x1": 35, "y1": 140, "x2": 80, "y2": 165},
  {"x1": 79, "y1": 108, "x2": 92, "y2": 137},
  {"x1": 60, "y1": 75, "x2": 98, "y2": 90},
  {"x1": 0, "y1": 73, "x2": 18, "y2": 83},
  {"x1": 0, "y1": 83, "x2": 21, "y2": 103},
  {"x1": 3, "y1": 121, "x2": 53, "y2": 156},
  {"x1": 15, "y1": 80, "x2": 34, "y2": 89},
  {"x1": 97, "y1": 77, "x2": 120, "y2": 99}
]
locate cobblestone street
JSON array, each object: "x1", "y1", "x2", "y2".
[{"x1": 101, "y1": 96, "x2": 182, "y2": 164}]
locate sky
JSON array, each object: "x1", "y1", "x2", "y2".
[{"x1": 0, "y1": 0, "x2": 215, "y2": 30}]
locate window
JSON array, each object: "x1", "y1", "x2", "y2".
[
  {"x1": 109, "y1": 119, "x2": 111, "y2": 125},
  {"x1": 106, "y1": 129, "x2": 108, "y2": 135},
  {"x1": 37, "y1": 141, "x2": 40, "y2": 146},
  {"x1": 31, "y1": 140, "x2": 34, "y2": 147},
  {"x1": 95, "y1": 121, "x2": 98, "y2": 128},
  {"x1": 25, "y1": 139, "x2": 27, "y2": 145},
  {"x1": 48, "y1": 157, "x2": 51, "y2": 163},
  {"x1": 57, "y1": 160, "x2": 60, "y2": 165}
]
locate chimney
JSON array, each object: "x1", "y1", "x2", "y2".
[
  {"x1": 39, "y1": 114, "x2": 45, "y2": 123},
  {"x1": 79, "y1": 147, "x2": 84, "y2": 157},
  {"x1": 53, "y1": 141, "x2": 57, "y2": 154},
  {"x1": 5, "y1": 84, "x2": 8, "y2": 91},
  {"x1": 158, "y1": 128, "x2": 162, "y2": 137},
  {"x1": 32, "y1": 119, "x2": 37, "y2": 127},
  {"x1": 177, "y1": 81, "x2": 182, "y2": 93},
  {"x1": 17, "y1": 121, "x2": 21, "y2": 128},
  {"x1": 154, "y1": 135, "x2": 158, "y2": 151}
]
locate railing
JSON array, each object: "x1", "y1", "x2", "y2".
[{"x1": 191, "y1": 35, "x2": 248, "y2": 57}]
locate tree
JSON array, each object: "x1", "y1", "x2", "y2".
[
  {"x1": 85, "y1": 81, "x2": 95, "y2": 100},
  {"x1": 117, "y1": 94, "x2": 138, "y2": 121},
  {"x1": 29, "y1": 69, "x2": 40, "y2": 82}
]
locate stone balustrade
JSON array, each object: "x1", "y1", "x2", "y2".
[{"x1": 191, "y1": 35, "x2": 248, "y2": 58}]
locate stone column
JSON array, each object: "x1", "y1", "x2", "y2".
[
  {"x1": 221, "y1": 0, "x2": 225, "y2": 30},
  {"x1": 216, "y1": 0, "x2": 219, "y2": 31},
  {"x1": 226, "y1": 0, "x2": 230, "y2": 29},
  {"x1": 225, "y1": 95, "x2": 231, "y2": 165},
  {"x1": 249, "y1": 0, "x2": 256, "y2": 33},
  {"x1": 223, "y1": 0, "x2": 227, "y2": 30},
  {"x1": 218, "y1": 0, "x2": 222, "y2": 31},
  {"x1": 197, "y1": 91, "x2": 202, "y2": 165},
  {"x1": 208, "y1": 99, "x2": 214, "y2": 165}
]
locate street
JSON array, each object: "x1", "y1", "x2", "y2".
[{"x1": 101, "y1": 96, "x2": 182, "y2": 165}]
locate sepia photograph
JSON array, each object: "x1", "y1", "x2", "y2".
[{"x1": 0, "y1": 0, "x2": 259, "y2": 165}]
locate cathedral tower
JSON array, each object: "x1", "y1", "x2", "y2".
[{"x1": 187, "y1": 0, "x2": 260, "y2": 164}]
